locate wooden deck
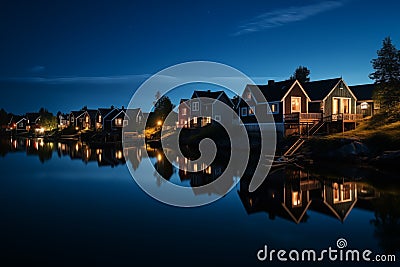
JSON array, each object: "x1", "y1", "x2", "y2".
[
  {"x1": 284, "y1": 113, "x2": 322, "y2": 123},
  {"x1": 324, "y1": 113, "x2": 363, "y2": 122}
]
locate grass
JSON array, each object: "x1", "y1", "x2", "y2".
[{"x1": 313, "y1": 116, "x2": 400, "y2": 153}]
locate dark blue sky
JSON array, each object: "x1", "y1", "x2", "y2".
[{"x1": 1, "y1": 0, "x2": 399, "y2": 114}]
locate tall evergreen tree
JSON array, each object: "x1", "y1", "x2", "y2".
[
  {"x1": 290, "y1": 66, "x2": 311, "y2": 84},
  {"x1": 369, "y1": 37, "x2": 400, "y2": 115}
]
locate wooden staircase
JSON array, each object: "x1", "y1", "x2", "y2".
[
  {"x1": 283, "y1": 138, "x2": 305, "y2": 157},
  {"x1": 308, "y1": 121, "x2": 325, "y2": 136}
]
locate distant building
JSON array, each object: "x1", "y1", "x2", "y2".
[
  {"x1": 350, "y1": 83, "x2": 379, "y2": 117},
  {"x1": 177, "y1": 90, "x2": 235, "y2": 128}
]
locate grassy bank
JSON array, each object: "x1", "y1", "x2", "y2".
[{"x1": 324, "y1": 117, "x2": 400, "y2": 153}]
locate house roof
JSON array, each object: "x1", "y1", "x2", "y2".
[
  {"x1": 26, "y1": 112, "x2": 40, "y2": 122},
  {"x1": 349, "y1": 84, "x2": 375, "y2": 101},
  {"x1": 301, "y1": 78, "x2": 341, "y2": 100},
  {"x1": 98, "y1": 108, "x2": 114, "y2": 117},
  {"x1": 85, "y1": 109, "x2": 98, "y2": 118},
  {"x1": 126, "y1": 108, "x2": 141, "y2": 119},
  {"x1": 70, "y1": 110, "x2": 84, "y2": 117},
  {"x1": 245, "y1": 80, "x2": 298, "y2": 102},
  {"x1": 191, "y1": 90, "x2": 234, "y2": 107}
]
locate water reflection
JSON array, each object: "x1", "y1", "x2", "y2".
[{"x1": 0, "y1": 137, "x2": 145, "y2": 168}]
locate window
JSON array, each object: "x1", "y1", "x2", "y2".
[
  {"x1": 182, "y1": 108, "x2": 187, "y2": 115},
  {"x1": 192, "y1": 102, "x2": 199, "y2": 111},
  {"x1": 333, "y1": 97, "x2": 351, "y2": 114},
  {"x1": 241, "y1": 107, "x2": 248, "y2": 116},
  {"x1": 98, "y1": 115, "x2": 102, "y2": 123},
  {"x1": 19, "y1": 122, "x2": 24, "y2": 127},
  {"x1": 245, "y1": 91, "x2": 251, "y2": 100},
  {"x1": 193, "y1": 117, "x2": 197, "y2": 124},
  {"x1": 360, "y1": 102, "x2": 368, "y2": 110},
  {"x1": 271, "y1": 104, "x2": 276, "y2": 113},
  {"x1": 214, "y1": 115, "x2": 221, "y2": 122},
  {"x1": 116, "y1": 118, "x2": 123, "y2": 126},
  {"x1": 291, "y1": 97, "x2": 301, "y2": 113},
  {"x1": 292, "y1": 191, "x2": 302, "y2": 207},
  {"x1": 333, "y1": 183, "x2": 340, "y2": 203},
  {"x1": 85, "y1": 116, "x2": 89, "y2": 123},
  {"x1": 205, "y1": 117, "x2": 211, "y2": 124},
  {"x1": 71, "y1": 118, "x2": 74, "y2": 122},
  {"x1": 123, "y1": 120, "x2": 128, "y2": 127},
  {"x1": 249, "y1": 106, "x2": 255, "y2": 115}
]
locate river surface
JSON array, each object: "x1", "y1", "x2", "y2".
[{"x1": 0, "y1": 137, "x2": 399, "y2": 266}]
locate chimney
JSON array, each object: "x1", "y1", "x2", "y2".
[
  {"x1": 111, "y1": 105, "x2": 114, "y2": 109},
  {"x1": 268, "y1": 80, "x2": 275, "y2": 86},
  {"x1": 122, "y1": 106, "x2": 125, "y2": 110}
]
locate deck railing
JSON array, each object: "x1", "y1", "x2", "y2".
[
  {"x1": 284, "y1": 113, "x2": 322, "y2": 122},
  {"x1": 324, "y1": 113, "x2": 363, "y2": 122}
]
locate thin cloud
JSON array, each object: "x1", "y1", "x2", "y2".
[
  {"x1": 0, "y1": 74, "x2": 151, "y2": 84},
  {"x1": 234, "y1": 1, "x2": 344, "y2": 36}
]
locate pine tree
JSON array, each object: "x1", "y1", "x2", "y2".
[
  {"x1": 369, "y1": 37, "x2": 400, "y2": 116},
  {"x1": 290, "y1": 66, "x2": 310, "y2": 84}
]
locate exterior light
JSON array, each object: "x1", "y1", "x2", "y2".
[{"x1": 157, "y1": 120, "x2": 162, "y2": 126}]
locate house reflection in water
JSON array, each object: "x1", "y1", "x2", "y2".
[{"x1": 239, "y1": 168, "x2": 358, "y2": 224}]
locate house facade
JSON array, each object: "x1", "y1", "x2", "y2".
[
  {"x1": 238, "y1": 79, "x2": 317, "y2": 135},
  {"x1": 178, "y1": 90, "x2": 235, "y2": 128},
  {"x1": 302, "y1": 78, "x2": 362, "y2": 132},
  {"x1": 350, "y1": 83, "x2": 378, "y2": 117}
]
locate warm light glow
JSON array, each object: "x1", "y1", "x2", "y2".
[
  {"x1": 75, "y1": 127, "x2": 79, "y2": 131},
  {"x1": 206, "y1": 166, "x2": 212, "y2": 174},
  {"x1": 35, "y1": 127, "x2": 45, "y2": 134},
  {"x1": 157, "y1": 153, "x2": 162, "y2": 161},
  {"x1": 39, "y1": 139, "x2": 44, "y2": 147},
  {"x1": 157, "y1": 120, "x2": 162, "y2": 126},
  {"x1": 75, "y1": 143, "x2": 79, "y2": 152},
  {"x1": 116, "y1": 150, "x2": 123, "y2": 159}
]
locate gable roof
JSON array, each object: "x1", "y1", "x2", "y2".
[
  {"x1": 26, "y1": 112, "x2": 41, "y2": 122},
  {"x1": 245, "y1": 79, "x2": 308, "y2": 103},
  {"x1": 301, "y1": 78, "x2": 341, "y2": 100},
  {"x1": 126, "y1": 108, "x2": 141, "y2": 119},
  {"x1": 349, "y1": 84, "x2": 375, "y2": 101},
  {"x1": 70, "y1": 110, "x2": 84, "y2": 118},
  {"x1": 85, "y1": 109, "x2": 98, "y2": 118},
  {"x1": 97, "y1": 108, "x2": 115, "y2": 117},
  {"x1": 191, "y1": 90, "x2": 234, "y2": 106}
]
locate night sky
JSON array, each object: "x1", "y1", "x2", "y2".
[{"x1": 1, "y1": 0, "x2": 399, "y2": 114}]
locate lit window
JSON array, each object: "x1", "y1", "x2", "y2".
[
  {"x1": 98, "y1": 115, "x2": 102, "y2": 122},
  {"x1": 249, "y1": 106, "x2": 255, "y2": 115},
  {"x1": 192, "y1": 102, "x2": 199, "y2": 111},
  {"x1": 360, "y1": 102, "x2": 368, "y2": 110},
  {"x1": 116, "y1": 118, "x2": 123, "y2": 126},
  {"x1": 85, "y1": 116, "x2": 89, "y2": 123},
  {"x1": 206, "y1": 117, "x2": 211, "y2": 124},
  {"x1": 241, "y1": 107, "x2": 248, "y2": 116},
  {"x1": 182, "y1": 108, "x2": 187, "y2": 115},
  {"x1": 193, "y1": 117, "x2": 197, "y2": 124},
  {"x1": 271, "y1": 104, "x2": 276, "y2": 113},
  {"x1": 292, "y1": 191, "x2": 302, "y2": 207},
  {"x1": 291, "y1": 97, "x2": 301, "y2": 113},
  {"x1": 214, "y1": 115, "x2": 221, "y2": 121},
  {"x1": 245, "y1": 91, "x2": 251, "y2": 99}
]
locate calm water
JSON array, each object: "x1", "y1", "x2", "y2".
[{"x1": 0, "y1": 137, "x2": 399, "y2": 266}]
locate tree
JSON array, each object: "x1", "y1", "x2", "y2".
[
  {"x1": 0, "y1": 108, "x2": 9, "y2": 126},
  {"x1": 290, "y1": 66, "x2": 310, "y2": 84},
  {"x1": 147, "y1": 95, "x2": 175, "y2": 128},
  {"x1": 38, "y1": 107, "x2": 57, "y2": 130},
  {"x1": 369, "y1": 37, "x2": 400, "y2": 116}
]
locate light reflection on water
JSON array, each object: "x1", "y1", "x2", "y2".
[{"x1": 0, "y1": 137, "x2": 399, "y2": 266}]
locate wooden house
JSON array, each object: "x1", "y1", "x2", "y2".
[
  {"x1": 57, "y1": 113, "x2": 69, "y2": 129},
  {"x1": 75, "y1": 109, "x2": 97, "y2": 130},
  {"x1": 302, "y1": 78, "x2": 362, "y2": 132},
  {"x1": 177, "y1": 99, "x2": 190, "y2": 128},
  {"x1": 69, "y1": 111, "x2": 84, "y2": 129},
  {"x1": 239, "y1": 79, "x2": 318, "y2": 135},
  {"x1": 350, "y1": 83, "x2": 378, "y2": 117},
  {"x1": 181, "y1": 90, "x2": 235, "y2": 128},
  {"x1": 95, "y1": 107, "x2": 116, "y2": 131}
]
